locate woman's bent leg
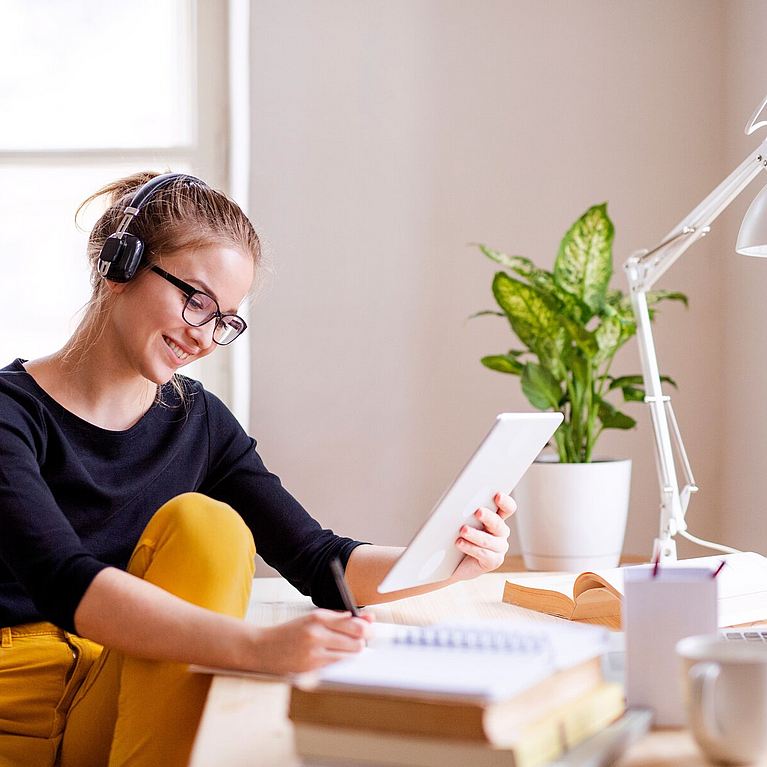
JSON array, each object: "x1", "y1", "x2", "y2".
[{"x1": 60, "y1": 493, "x2": 256, "y2": 767}]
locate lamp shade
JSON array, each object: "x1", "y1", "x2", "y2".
[{"x1": 737, "y1": 181, "x2": 767, "y2": 256}]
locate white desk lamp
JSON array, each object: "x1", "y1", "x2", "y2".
[{"x1": 625, "y1": 91, "x2": 767, "y2": 563}]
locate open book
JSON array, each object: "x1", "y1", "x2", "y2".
[{"x1": 503, "y1": 552, "x2": 767, "y2": 628}]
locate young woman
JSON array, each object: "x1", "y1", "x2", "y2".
[{"x1": 0, "y1": 172, "x2": 516, "y2": 767}]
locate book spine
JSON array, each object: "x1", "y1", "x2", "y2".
[
  {"x1": 509, "y1": 684, "x2": 624, "y2": 767},
  {"x1": 290, "y1": 690, "x2": 488, "y2": 740}
]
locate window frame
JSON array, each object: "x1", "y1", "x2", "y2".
[{"x1": 0, "y1": 0, "x2": 250, "y2": 424}]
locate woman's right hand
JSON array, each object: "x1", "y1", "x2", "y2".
[{"x1": 251, "y1": 609, "x2": 374, "y2": 675}]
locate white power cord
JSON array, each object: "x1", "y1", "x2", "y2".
[{"x1": 678, "y1": 529, "x2": 742, "y2": 555}]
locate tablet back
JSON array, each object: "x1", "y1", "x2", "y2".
[{"x1": 377, "y1": 412, "x2": 563, "y2": 594}]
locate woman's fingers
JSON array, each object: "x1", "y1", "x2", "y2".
[
  {"x1": 314, "y1": 609, "x2": 372, "y2": 632},
  {"x1": 455, "y1": 501, "x2": 512, "y2": 570},
  {"x1": 455, "y1": 537, "x2": 504, "y2": 570},
  {"x1": 306, "y1": 611, "x2": 372, "y2": 652},
  {"x1": 470, "y1": 506, "x2": 512, "y2": 539},
  {"x1": 458, "y1": 523, "x2": 508, "y2": 553},
  {"x1": 494, "y1": 492, "x2": 517, "y2": 520}
]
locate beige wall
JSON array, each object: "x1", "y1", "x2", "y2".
[
  {"x1": 247, "y1": 1, "x2": 749, "y2": 575},
  {"x1": 720, "y1": 1, "x2": 767, "y2": 551}
]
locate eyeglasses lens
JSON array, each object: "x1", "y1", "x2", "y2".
[
  {"x1": 213, "y1": 316, "x2": 246, "y2": 345},
  {"x1": 182, "y1": 292, "x2": 217, "y2": 326},
  {"x1": 182, "y1": 291, "x2": 245, "y2": 345}
]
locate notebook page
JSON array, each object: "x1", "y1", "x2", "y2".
[{"x1": 316, "y1": 619, "x2": 608, "y2": 703}]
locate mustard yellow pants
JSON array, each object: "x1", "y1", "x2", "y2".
[{"x1": 0, "y1": 493, "x2": 256, "y2": 767}]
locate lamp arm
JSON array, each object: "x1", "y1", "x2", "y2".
[
  {"x1": 624, "y1": 140, "x2": 767, "y2": 562},
  {"x1": 629, "y1": 141, "x2": 767, "y2": 292}
]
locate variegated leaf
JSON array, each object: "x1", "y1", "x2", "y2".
[
  {"x1": 492, "y1": 272, "x2": 560, "y2": 351},
  {"x1": 554, "y1": 203, "x2": 614, "y2": 315},
  {"x1": 481, "y1": 354, "x2": 524, "y2": 375},
  {"x1": 594, "y1": 315, "x2": 622, "y2": 366},
  {"x1": 492, "y1": 272, "x2": 568, "y2": 379}
]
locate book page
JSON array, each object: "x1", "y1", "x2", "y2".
[
  {"x1": 504, "y1": 573, "x2": 579, "y2": 599},
  {"x1": 576, "y1": 552, "x2": 767, "y2": 626},
  {"x1": 574, "y1": 569, "x2": 626, "y2": 599},
  {"x1": 711, "y1": 552, "x2": 767, "y2": 625},
  {"x1": 573, "y1": 553, "x2": 767, "y2": 598}
]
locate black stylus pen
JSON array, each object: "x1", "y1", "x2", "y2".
[{"x1": 330, "y1": 557, "x2": 362, "y2": 617}]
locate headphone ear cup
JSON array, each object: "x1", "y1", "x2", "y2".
[{"x1": 98, "y1": 234, "x2": 145, "y2": 283}]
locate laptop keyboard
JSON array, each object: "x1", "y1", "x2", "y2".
[{"x1": 721, "y1": 624, "x2": 767, "y2": 641}]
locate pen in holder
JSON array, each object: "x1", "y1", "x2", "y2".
[{"x1": 624, "y1": 562, "x2": 718, "y2": 726}]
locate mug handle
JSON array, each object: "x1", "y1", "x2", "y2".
[{"x1": 689, "y1": 661, "x2": 723, "y2": 741}]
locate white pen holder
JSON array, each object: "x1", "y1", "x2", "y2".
[{"x1": 624, "y1": 567, "x2": 718, "y2": 726}]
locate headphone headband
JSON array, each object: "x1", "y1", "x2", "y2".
[{"x1": 97, "y1": 172, "x2": 207, "y2": 282}]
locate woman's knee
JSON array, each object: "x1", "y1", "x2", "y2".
[
  {"x1": 142, "y1": 493, "x2": 256, "y2": 566},
  {"x1": 128, "y1": 494, "x2": 256, "y2": 615}
]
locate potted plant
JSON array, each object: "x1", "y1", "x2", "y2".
[{"x1": 474, "y1": 203, "x2": 685, "y2": 570}]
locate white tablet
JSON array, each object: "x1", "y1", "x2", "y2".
[{"x1": 377, "y1": 412, "x2": 563, "y2": 594}]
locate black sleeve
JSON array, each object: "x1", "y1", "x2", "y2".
[
  {"x1": 0, "y1": 394, "x2": 108, "y2": 632},
  {"x1": 198, "y1": 389, "x2": 369, "y2": 609}
]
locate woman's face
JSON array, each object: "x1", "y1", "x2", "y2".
[{"x1": 107, "y1": 244, "x2": 254, "y2": 385}]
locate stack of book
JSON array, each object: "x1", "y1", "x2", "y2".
[{"x1": 289, "y1": 619, "x2": 624, "y2": 767}]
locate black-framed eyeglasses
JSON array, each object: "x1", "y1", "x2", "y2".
[{"x1": 150, "y1": 265, "x2": 248, "y2": 346}]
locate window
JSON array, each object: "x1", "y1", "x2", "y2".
[{"x1": 0, "y1": 0, "x2": 240, "y2": 409}]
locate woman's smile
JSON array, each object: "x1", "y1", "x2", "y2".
[{"x1": 164, "y1": 336, "x2": 191, "y2": 362}]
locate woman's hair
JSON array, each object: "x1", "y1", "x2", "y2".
[
  {"x1": 68, "y1": 171, "x2": 261, "y2": 392},
  {"x1": 78, "y1": 170, "x2": 260, "y2": 295}
]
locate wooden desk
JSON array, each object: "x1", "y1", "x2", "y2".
[{"x1": 188, "y1": 563, "x2": 758, "y2": 767}]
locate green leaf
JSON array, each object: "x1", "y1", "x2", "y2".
[
  {"x1": 605, "y1": 289, "x2": 688, "y2": 316},
  {"x1": 481, "y1": 354, "x2": 524, "y2": 375},
  {"x1": 561, "y1": 318, "x2": 599, "y2": 358},
  {"x1": 621, "y1": 386, "x2": 645, "y2": 402},
  {"x1": 608, "y1": 374, "x2": 678, "y2": 390},
  {"x1": 476, "y1": 245, "x2": 539, "y2": 276},
  {"x1": 563, "y1": 346, "x2": 589, "y2": 410},
  {"x1": 554, "y1": 203, "x2": 615, "y2": 315},
  {"x1": 467, "y1": 310, "x2": 506, "y2": 320},
  {"x1": 521, "y1": 362, "x2": 562, "y2": 410},
  {"x1": 597, "y1": 400, "x2": 637, "y2": 430},
  {"x1": 594, "y1": 315, "x2": 622, "y2": 366},
  {"x1": 491, "y1": 272, "x2": 565, "y2": 371},
  {"x1": 477, "y1": 244, "x2": 568, "y2": 302},
  {"x1": 608, "y1": 375, "x2": 643, "y2": 389},
  {"x1": 646, "y1": 290, "x2": 689, "y2": 309}
]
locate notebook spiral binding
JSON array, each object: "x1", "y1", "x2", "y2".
[{"x1": 391, "y1": 626, "x2": 551, "y2": 653}]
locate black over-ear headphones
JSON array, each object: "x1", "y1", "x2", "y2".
[{"x1": 96, "y1": 172, "x2": 207, "y2": 283}]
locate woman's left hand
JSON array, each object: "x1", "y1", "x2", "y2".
[{"x1": 450, "y1": 493, "x2": 516, "y2": 582}]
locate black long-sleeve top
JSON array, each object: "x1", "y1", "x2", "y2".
[{"x1": 0, "y1": 359, "x2": 366, "y2": 632}]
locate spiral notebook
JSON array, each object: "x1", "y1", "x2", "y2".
[
  {"x1": 310, "y1": 618, "x2": 608, "y2": 703},
  {"x1": 191, "y1": 619, "x2": 607, "y2": 703}
]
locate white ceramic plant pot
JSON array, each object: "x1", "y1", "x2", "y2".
[{"x1": 513, "y1": 456, "x2": 632, "y2": 572}]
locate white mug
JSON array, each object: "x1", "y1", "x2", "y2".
[{"x1": 676, "y1": 634, "x2": 767, "y2": 764}]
